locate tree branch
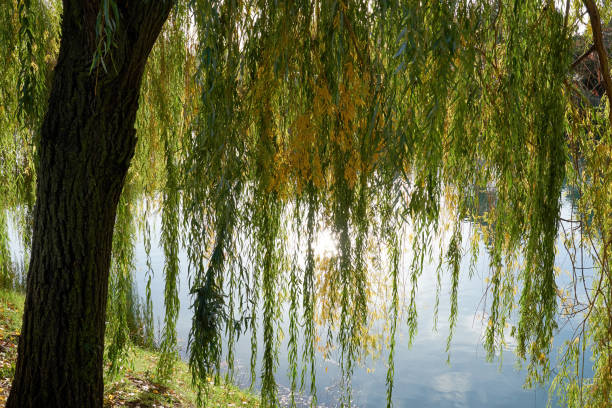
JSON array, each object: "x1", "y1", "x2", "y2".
[
  {"x1": 571, "y1": 43, "x2": 595, "y2": 70},
  {"x1": 583, "y1": 0, "x2": 612, "y2": 125}
]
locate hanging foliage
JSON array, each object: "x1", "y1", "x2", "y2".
[{"x1": 2, "y1": 0, "x2": 612, "y2": 407}]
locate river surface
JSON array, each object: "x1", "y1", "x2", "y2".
[
  {"x1": 5, "y1": 194, "x2": 588, "y2": 407},
  {"x1": 127, "y1": 194, "x2": 591, "y2": 408}
]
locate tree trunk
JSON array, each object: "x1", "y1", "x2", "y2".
[
  {"x1": 583, "y1": 0, "x2": 612, "y2": 126},
  {"x1": 7, "y1": 2, "x2": 173, "y2": 407}
]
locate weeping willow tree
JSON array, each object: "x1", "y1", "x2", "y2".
[{"x1": 1, "y1": 0, "x2": 611, "y2": 407}]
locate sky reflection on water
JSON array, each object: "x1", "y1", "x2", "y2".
[{"x1": 130, "y1": 200, "x2": 589, "y2": 408}]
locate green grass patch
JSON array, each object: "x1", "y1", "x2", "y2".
[
  {"x1": 0, "y1": 288, "x2": 260, "y2": 407},
  {"x1": 0, "y1": 289, "x2": 25, "y2": 335},
  {"x1": 104, "y1": 345, "x2": 260, "y2": 407}
]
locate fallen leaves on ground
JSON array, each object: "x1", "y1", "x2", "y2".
[{"x1": 104, "y1": 374, "x2": 189, "y2": 407}]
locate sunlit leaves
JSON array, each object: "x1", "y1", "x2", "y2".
[
  {"x1": 4, "y1": 1, "x2": 612, "y2": 407},
  {"x1": 182, "y1": 1, "x2": 577, "y2": 406}
]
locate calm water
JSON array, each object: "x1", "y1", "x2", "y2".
[
  {"x1": 4, "y1": 195, "x2": 587, "y2": 407},
  {"x1": 130, "y1": 196, "x2": 590, "y2": 408}
]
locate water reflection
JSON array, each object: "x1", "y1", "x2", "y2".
[
  {"x1": 130, "y1": 199, "x2": 584, "y2": 408},
  {"x1": 1, "y1": 180, "x2": 594, "y2": 407}
]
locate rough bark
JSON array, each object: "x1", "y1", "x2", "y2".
[
  {"x1": 583, "y1": 0, "x2": 612, "y2": 125},
  {"x1": 7, "y1": 2, "x2": 173, "y2": 407}
]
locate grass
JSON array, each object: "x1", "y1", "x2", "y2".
[
  {"x1": 104, "y1": 346, "x2": 261, "y2": 407},
  {"x1": 0, "y1": 289, "x2": 25, "y2": 406},
  {"x1": 0, "y1": 288, "x2": 260, "y2": 408}
]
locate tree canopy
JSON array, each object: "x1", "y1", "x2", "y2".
[{"x1": 1, "y1": 0, "x2": 611, "y2": 407}]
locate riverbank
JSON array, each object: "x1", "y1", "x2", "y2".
[{"x1": 0, "y1": 288, "x2": 260, "y2": 407}]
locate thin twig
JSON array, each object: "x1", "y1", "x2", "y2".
[{"x1": 571, "y1": 44, "x2": 596, "y2": 70}]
